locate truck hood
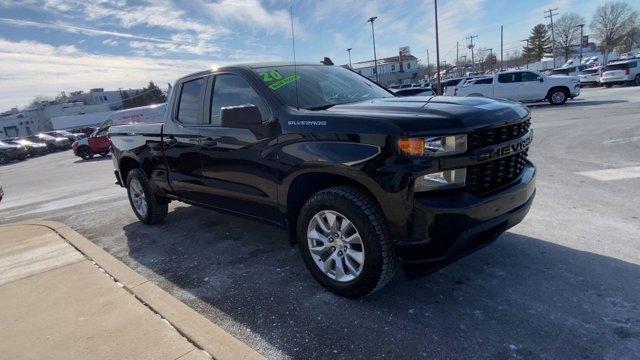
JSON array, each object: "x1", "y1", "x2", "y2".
[{"x1": 316, "y1": 96, "x2": 530, "y2": 135}]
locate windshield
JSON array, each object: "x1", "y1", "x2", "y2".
[
  {"x1": 603, "y1": 63, "x2": 631, "y2": 71},
  {"x1": 253, "y1": 65, "x2": 393, "y2": 110},
  {"x1": 37, "y1": 133, "x2": 56, "y2": 140}
]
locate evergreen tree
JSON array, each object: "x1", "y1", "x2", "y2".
[{"x1": 523, "y1": 24, "x2": 551, "y2": 62}]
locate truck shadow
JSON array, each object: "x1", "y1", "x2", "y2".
[
  {"x1": 527, "y1": 99, "x2": 628, "y2": 109},
  {"x1": 122, "y1": 205, "x2": 640, "y2": 359},
  {"x1": 72, "y1": 155, "x2": 111, "y2": 164}
]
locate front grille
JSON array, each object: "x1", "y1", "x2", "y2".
[
  {"x1": 468, "y1": 118, "x2": 530, "y2": 150},
  {"x1": 466, "y1": 151, "x2": 528, "y2": 195}
]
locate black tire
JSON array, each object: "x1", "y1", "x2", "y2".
[
  {"x1": 547, "y1": 88, "x2": 568, "y2": 105},
  {"x1": 604, "y1": 84, "x2": 613, "y2": 88},
  {"x1": 297, "y1": 186, "x2": 397, "y2": 298},
  {"x1": 0, "y1": 153, "x2": 7, "y2": 165},
  {"x1": 126, "y1": 168, "x2": 168, "y2": 224},
  {"x1": 78, "y1": 146, "x2": 93, "y2": 160},
  {"x1": 635, "y1": 75, "x2": 640, "y2": 86}
]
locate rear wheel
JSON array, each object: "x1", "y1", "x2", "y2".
[
  {"x1": 0, "y1": 153, "x2": 7, "y2": 165},
  {"x1": 297, "y1": 186, "x2": 397, "y2": 298},
  {"x1": 126, "y1": 168, "x2": 168, "y2": 224},
  {"x1": 78, "y1": 146, "x2": 93, "y2": 160},
  {"x1": 548, "y1": 88, "x2": 568, "y2": 105},
  {"x1": 634, "y1": 75, "x2": 640, "y2": 86},
  {"x1": 604, "y1": 83, "x2": 613, "y2": 88}
]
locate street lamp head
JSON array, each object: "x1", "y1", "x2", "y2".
[
  {"x1": 346, "y1": 48, "x2": 352, "y2": 52},
  {"x1": 367, "y1": 16, "x2": 377, "y2": 23}
]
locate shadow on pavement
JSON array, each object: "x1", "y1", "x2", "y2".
[
  {"x1": 73, "y1": 155, "x2": 111, "y2": 164},
  {"x1": 122, "y1": 205, "x2": 640, "y2": 359},
  {"x1": 527, "y1": 99, "x2": 628, "y2": 109}
]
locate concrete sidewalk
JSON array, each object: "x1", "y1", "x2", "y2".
[{"x1": 0, "y1": 222, "x2": 264, "y2": 360}]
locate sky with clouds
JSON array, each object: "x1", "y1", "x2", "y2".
[{"x1": 0, "y1": 0, "x2": 637, "y2": 110}]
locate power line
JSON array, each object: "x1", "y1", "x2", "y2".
[{"x1": 544, "y1": 7, "x2": 559, "y2": 68}]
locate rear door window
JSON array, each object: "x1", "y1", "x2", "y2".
[{"x1": 177, "y1": 78, "x2": 205, "y2": 125}]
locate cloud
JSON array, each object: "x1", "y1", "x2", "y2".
[
  {"x1": 0, "y1": 18, "x2": 175, "y2": 43},
  {"x1": 200, "y1": 0, "x2": 294, "y2": 37},
  {"x1": 0, "y1": 38, "x2": 220, "y2": 110}
]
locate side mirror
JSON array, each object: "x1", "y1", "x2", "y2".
[
  {"x1": 539, "y1": 78, "x2": 544, "y2": 82},
  {"x1": 220, "y1": 105, "x2": 262, "y2": 129}
]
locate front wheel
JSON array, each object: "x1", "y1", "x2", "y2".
[
  {"x1": 634, "y1": 75, "x2": 640, "y2": 86},
  {"x1": 126, "y1": 168, "x2": 168, "y2": 224},
  {"x1": 297, "y1": 186, "x2": 397, "y2": 298},
  {"x1": 78, "y1": 146, "x2": 93, "y2": 160},
  {"x1": 548, "y1": 88, "x2": 568, "y2": 105}
]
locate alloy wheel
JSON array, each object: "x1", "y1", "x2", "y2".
[
  {"x1": 129, "y1": 178, "x2": 148, "y2": 218},
  {"x1": 307, "y1": 210, "x2": 365, "y2": 282},
  {"x1": 552, "y1": 91, "x2": 565, "y2": 104}
]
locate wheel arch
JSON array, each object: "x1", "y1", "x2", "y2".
[
  {"x1": 283, "y1": 170, "x2": 394, "y2": 245},
  {"x1": 546, "y1": 85, "x2": 570, "y2": 98}
]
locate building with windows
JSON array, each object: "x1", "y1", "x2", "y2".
[
  {"x1": 350, "y1": 53, "x2": 420, "y2": 86},
  {"x1": 0, "y1": 88, "x2": 125, "y2": 139}
]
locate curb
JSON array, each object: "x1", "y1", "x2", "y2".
[{"x1": 9, "y1": 220, "x2": 265, "y2": 360}]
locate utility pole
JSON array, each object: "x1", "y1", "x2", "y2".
[
  {"x1": 456, "y1": 41, "x2": 459, "y2": 70},
  {"x1": 426, "y1": 49, "x2": 431, "y2": 79},
  {"x1": 576, "y1": 23, "x2": 585, "y2": 63},
  {"x1": 487, "y1": 48, "x2": 493, "y2": 71},
  {"x1": 346, "y1": 48, "x2": 353, "y2": 69},
  {"x1": 521, "y1": 39, "x2": 529, "y2": 69},
  {"x1": 544, "y1": 7, "x2": 559, "y2": 68},
  {"x1": 500, "y1": 25, "x2": 504, "y2": 71},
  {"x1": 434, "y1": 0, "x2": 441, "y2": 95},
  {"x1": 367, "y1": 16, "x2": 379, "y2": 83},
  {"x1": 466, "y1": 34, "x2": 477, "y2": 72}
]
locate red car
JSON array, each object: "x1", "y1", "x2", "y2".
[{"x1": 72, "y1": 104, "x2": 165, "y2": 160}]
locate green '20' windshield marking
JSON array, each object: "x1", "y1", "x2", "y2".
[{"x1": 268, "y1": 75, "x2": 300, "y2": 90}]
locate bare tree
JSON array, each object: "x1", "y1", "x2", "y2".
[
  {"x1": 555, "y1": 13, "x2": 586, "y2": 62},
  {"x1": 590, "y1": 1, "x2": 639, "y2": 61}
]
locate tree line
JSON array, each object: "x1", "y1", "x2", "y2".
[{"x1": 522, "y1": 0, "x2": 639, "y2": 63}]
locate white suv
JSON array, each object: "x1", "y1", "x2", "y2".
[
  {"x1": 600, "y1": 60, "x2": 640, "y2": 87},
  {"x1": 578, "y1": 67, "x2": 602, "y2": 87}
]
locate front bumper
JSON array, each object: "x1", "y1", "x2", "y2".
[{"x1": 396, "y1": 163, "x2": 536, "y2": 277}]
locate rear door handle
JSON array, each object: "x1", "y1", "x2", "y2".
[
  {"x1": 164, "y1": 136, "x2": 177, "y2": 146},
  {"x1": 199, "y1": 137, "x2": 218, "y2": 148}
]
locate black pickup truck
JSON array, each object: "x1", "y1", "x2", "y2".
[{"x1": 109, "y1": 62, "x2": 535, "y2": 297}]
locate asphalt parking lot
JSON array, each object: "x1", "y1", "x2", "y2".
[{"x1": 1, "y1": 86, "x2": 639, "y2": 359}]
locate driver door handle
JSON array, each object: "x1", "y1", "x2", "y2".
[
  {"x1": 164, "y1": 136, "x2": 177, "y2": 146},
  {"x1": 199, "y1": 137, "x2": 218, "y2": 148}
]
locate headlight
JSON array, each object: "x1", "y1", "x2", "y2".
[
  {"x1": 414, "y1": 168, "x2": 466, "y2": 192},
  {"x1": 397, "y1": 134, "x2": 467, "y2": 157}
]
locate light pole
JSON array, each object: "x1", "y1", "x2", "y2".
[
  {"x1": 434, "y1": 0, "x2": 441, "y2": 95},
  {"x1": 521, "y1": 39, "x2": 529, "y2": 69},
  {"x1": 346, "y1": 48, "x2": 353, "y2": 69},
  {"x1": 426, "y1": 49, "x2": 430, "y2": 80},
  {"x1": 487, "y1": 48, "x2": 493, "y2": 71},
  {"x1": 575, "y1": 24, "x2": 585, "y2": 63},
  {"x1": 367, "y1": 16, "x2": 379, "y2": 83}
]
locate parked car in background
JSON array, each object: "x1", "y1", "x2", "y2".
[
  {"x1": 26, "y1": 133, "x2": 71, "y2": 152},
  {"x1": 578, "y1": 67, "x2": 602, "y2": 87},
  {"x1": 394, "y1": 87, "x2": 434, "y2": 97},
  {"x1": 0, "y1": 140, "x2": 28, "y2": 164},
  {"x1": 6, "y1": 138, "x2": 49, "y2": 156},
  {"x1": 454, "y1": 70, "x2": 579, "y2": 105},
  {"x1": 46, "y1": 130, "x2": 84, "y2": 143},
  {"x1": 443, "y1": 76, "x2": 480, "y2": 96},
  {"x1": 600, "y1": 59, "x2": 640, "y2": 87},
  {"x1": 0, "y1": 182, "x2": 3, "y2": 203},
  {"x1": 548, "y1": 64, "x2": 588, "y2": 77},
  {"x1": 72, "y1": 103, "x2": 166, "y2": 160}
]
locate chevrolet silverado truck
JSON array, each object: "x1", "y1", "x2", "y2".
[
  {"x1": 454, "y1": 69, "x2": 580, "y2": 105},
  {"x1": 109, "y1": 63, "x2": 536, "y2": 297}
]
